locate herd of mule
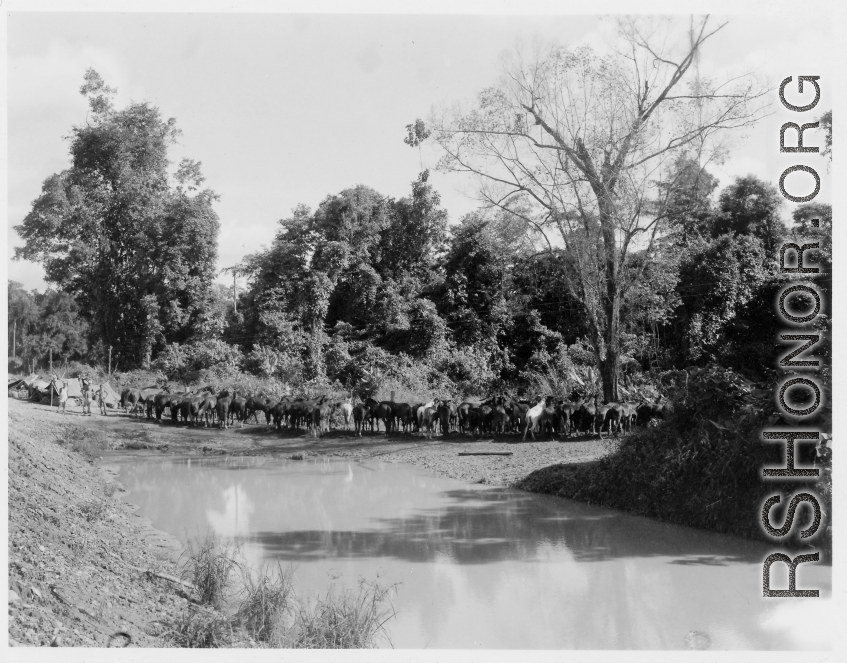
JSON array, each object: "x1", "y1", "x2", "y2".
[{"x1": 117, "y1": 386, "x2": 667, "y2": 440}]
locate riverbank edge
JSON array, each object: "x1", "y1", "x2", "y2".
[
  {"x1": 514, "y1": 459, "x2": 834, "y2": 557},
  {"x1": 8, "y1": 402, "x2": 192, "y2": 648}
]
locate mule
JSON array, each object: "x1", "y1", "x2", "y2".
[{"x1": 216, "y1": 390, "x2": 234, "y2": 429}]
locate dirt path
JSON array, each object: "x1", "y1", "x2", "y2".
[
  {"x1": 7, "y1": 396, "x2": 614, "y2": 647},
  {"x1": 17, "y1": 396, "x2": 617, "y2": 486}
]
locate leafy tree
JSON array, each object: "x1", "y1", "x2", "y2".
[
  {"x1": 667, "y1": 233, "x2": 770, "y2": 365},
  {"x1": 440, "y1": 210, "x2": 515, "y2": 348},
  {"x1": 240, "y1": 176, "x2": 450, "y2": 383},
  {"x1": 662, "y1": 156, "x2": 720, "y2": 245},
  {"x1": 376, "y1": 170, "x2": 448, "y2": 283},
  {"x1": 13, "y1": 288, "x2": 90, "y2": 369},
  {"x1": 8, "y1": 281, "x2": 40, "y2": 360},
  {"x1": 14, "y1": 69, "x2": 220, "y2": 369},
  {"x1": 712, "y1": 175, "x2": 786, "y2": 254},
  {"x1": 426, "y1": 16, "x2": 768, "y2": 401}
]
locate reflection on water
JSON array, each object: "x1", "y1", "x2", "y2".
[{"x1": 111, "y1": 454, "x2": 831, "y2": 650}]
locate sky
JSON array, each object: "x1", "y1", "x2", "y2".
[{"x1": 6, "y1": 7, "x2": 834, "y2": 293}]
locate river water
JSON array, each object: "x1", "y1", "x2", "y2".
[{"x1": 110, "y1": 454, "x2": 831, "y2": 649}]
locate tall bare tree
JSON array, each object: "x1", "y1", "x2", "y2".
[{"x1": 427, "y1": 16, "x2": 769, "y2": 401}]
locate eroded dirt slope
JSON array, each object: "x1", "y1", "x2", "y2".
[{"x1": 8, "y1": 398, "x2": 187, "y2": 648}]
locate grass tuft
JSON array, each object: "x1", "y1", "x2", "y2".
[
  {"x1": 58, "y1": 426, "x2": 112, "y2": 461},
  {"x1": 171, "y1": 535, "x2": 399, "y2": 649},
  {"x1": 179, "y1": 532, "x2": 241, "y2": 609},
  {"x1": 273, "y1": 578, "x2": 398, "y2": 649},
  {"x1": 79, "y1": 500, "x2": 107, "y2": 522},
  {"x1": 235, "y1": 564, "x2": 294, "y2": 642},
  {"x1": 117, "y1": 429, "x2": 169, "y2": 451},
  {"x1": 165, "y1": 605, "x2": 234, "y2": 648}
]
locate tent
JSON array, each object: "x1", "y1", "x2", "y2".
[
  {"x1": 8, "y1": 374, "x2": 39, "y2": 398},
  {"x1": 42, "y1": 377, "x2": 85, "y2": 405},
  {"x1": 8, "y1": 373, "x2": 38, "y2": 390},
  {"x1": 29, "y1": 377, "x2": 51, "y2": 399},
  {"x1": 11, "y1": 375, "x2": 53, "y2": 401}
]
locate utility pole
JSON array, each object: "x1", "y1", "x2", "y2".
[
  {"x1": 49, "y1": 348, "x2": 53, "y2": 375},
  {"x1": 108, "y1": 346, "x2": 112, "y2": 375},
  {"x1": 221, "y1": 265, "x2": 240, "y2": 313},
  {"x1": 12, "y1": 319, "x2": 16, "y2": 358}
]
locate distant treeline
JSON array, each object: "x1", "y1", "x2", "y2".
[
  {"x1": 10, "y1": 168, "x2": 831, "y2": 398},
  {"x1": 10, "y1": 68, "x2": 832, "y2": 400}
]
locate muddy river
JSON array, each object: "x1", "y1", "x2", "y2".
[{"x1": 110, "y1": 454, "x2": 831, "y2": 649}]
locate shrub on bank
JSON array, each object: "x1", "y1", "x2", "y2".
[
  {"x1": 517, "y1": 364, "x2": 833, "y2": 549},
  {"x1": 275, "y1": 578, "x2": 397, "y2": 649},
  {"x1": 180, "y1": 533, "x2": 241, "y2": 609},
  {"x1": 166, "y1": 605, "x2": 235, "y2": 648},
  {"x1": 235, "y1": 565, "x2": 294, "y2": 643},
  {"x1": 169, "y1": 534, "x2": 397, "y2": 649}
]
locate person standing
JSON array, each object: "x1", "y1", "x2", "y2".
[
  {"x1": 97, "y1": 384, "x2": 109, "y2": 416},
  {"x1": 57, "y1": 381, "x2": 68, "y2": 415},
  {"x1": 81, "y1": 378, "x2": 92, "y2": 416}
]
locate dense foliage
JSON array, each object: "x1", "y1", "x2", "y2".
[
  {"x1": 8, "y1": 282, "x2": 89, "y2": 372},
  {"x1": 14, "y1": 70, "x2": 220, "y2": 369},
  {"x1": 12, "y1": 166, "x2": 832, "y2": 399},
  {"x1": 427, "y1": 17, "x2": 770, "y2": 402},
  {"x1": 11, "y1": 69, "x2": 831, "y2": 412},
  {"x1": 516, "y1": 364, "x2": 832, "y2": 548}
]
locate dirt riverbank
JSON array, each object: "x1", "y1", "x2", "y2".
[
  {"x1": 7, "y1": 398, "x2": 189, "y2": 647},
  {"x1": 13, "y1": 397, "x2": 616, "y2": 484},
  {"x1": 7, "y1": 396, "x2": 614, "y2": 647}
]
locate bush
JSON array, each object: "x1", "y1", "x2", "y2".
[
  {"x1": 179, "y1": 532, "x2": 242, "y2": 609},
  {"x1": 272, "y1": 578, "x2": 397, "y2": 649},
  {"x1": 235, "y1": 565, "x2": 294, "y2": 642},
  {"x1": 371, "y1": 378, "x2": 427, "y2": 405},
  {"x1": 171, "y1": 534, "x2": 398, "y2": 649},
  {"x1": 165, "y1": 605, "x2": 234, "y2": 648},
  {"x1": 516, "y1": 343, "x2": 581, "y2": 399},
  {"x1": 441, "y1": 344, "x2": 502, "y2": 396},
  {"x1": 243, "y1": 344, "x2": 304, "y2": 384},
  {"x1": 111, "y1": 368, "x2": 168, "y2": 391},
  {"x1": 152, "y1": 340, "x2": 245, "y2": 383},
  {"x1": 517, "y1": 363, "x2": 832, "y2": 549}
]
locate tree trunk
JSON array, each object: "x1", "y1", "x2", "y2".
[
  {"x1": 596, "y1": 190, "x2": 621, "y2": 403},
  {"x1": 599, "y1": 351, "x2": 619, "y2": 404}
]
